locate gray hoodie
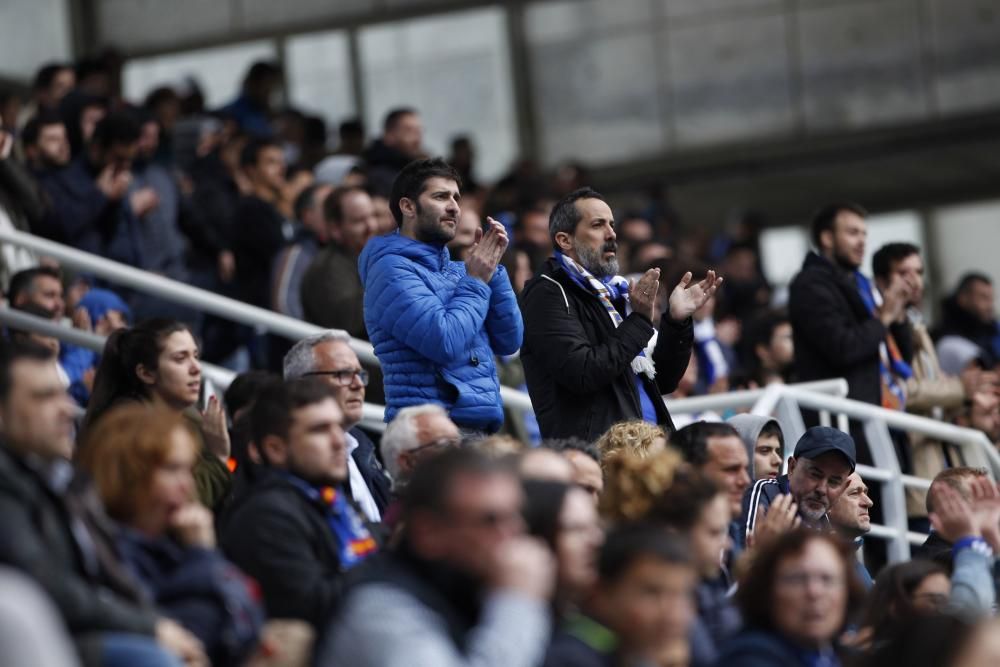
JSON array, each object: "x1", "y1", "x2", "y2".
[{"x1": 727, "y1": 414, "x2": 781, "y2": 481}]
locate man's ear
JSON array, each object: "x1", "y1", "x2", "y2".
[
  {"x1": 787, "y1": 456, "x2": 798, "y2": 475},
  {"x1": 135, "y1": 363, "x2": 156, "y2": 386},
  {"x1": 819, "y1": 229, "x2": 833, "y2": 253},
  {"x1": 399, "y1": 196, "x2": 416, "y2": 220},
  {"x1": 260, "y1": 435, "x2": 289, "y2": 468},
  {"x1": 554, "y1": 231, "x2": 573, "y2": 253}
]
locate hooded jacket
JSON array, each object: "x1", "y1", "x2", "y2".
[
  {"x1": 727, "y1": 414, "x2": 782, "y2": 481},
  {"x1": 360, "y1": 231, "x2": 522, "y2": 432}
]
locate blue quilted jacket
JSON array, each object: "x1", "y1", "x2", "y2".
[{"x1": 359, "y1": 232, "x2": 523, "y2": 432}]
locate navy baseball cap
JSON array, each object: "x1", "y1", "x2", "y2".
[{"x1": 793, "y1": 426, "x2": 856, "y2": 472}]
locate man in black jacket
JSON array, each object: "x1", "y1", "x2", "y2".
[
  {"x1": 788, "y1": 203, "x2": 913, "y2": 409},
  {"x1": 283, "y1": 331, "x2": 392, "y2": 522},
  {"x1": 220, "y1": 378, "x2": 377, "y2": 631},
  {"x1": 520, "y1": 187, "x2": 721, "y2": 441},
  {"x1": 0, "y1": 343, "x2": 202, "y2": 667}
]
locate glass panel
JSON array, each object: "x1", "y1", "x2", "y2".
[{"x1": 286, "y1": 30, "x2": 356, "y2": 125}]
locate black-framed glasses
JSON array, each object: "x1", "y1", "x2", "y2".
[{"x1": 303, "y1": 369, "x2": 370, "y2": 387}]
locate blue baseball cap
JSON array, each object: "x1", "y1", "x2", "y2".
[{"x1": 793, "y1": 426, "x2": 856, "y2": 473}]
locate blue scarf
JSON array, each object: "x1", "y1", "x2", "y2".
[{"x1": 280, "y1": 473, "x2": 377, "y2": 569}]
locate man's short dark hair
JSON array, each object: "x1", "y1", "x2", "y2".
[
  {"x1": 223, "y1": 370, "x2": 278, "y2": 421},
  {"x1": 20, "y1": 110, "x2": 65, "y2": 147},
  {"x1": 956, "y1": 272, "x2": 992, "y2": 294},
  {"x1": 293, "y1": 183, "x2": 326, "y2": 222},
  {"x1": 646, "y1": 469, "x2": 723, "y2": 531},
  {"x1": 741, "y1": 309, "x2": 789, "y2": 362},
  {"x1": 758, "y1": 420, "x2": 785, "y2": 453},
  {"x1": 0, "y1": 342, "x2": 56, "y2": 402},
  {"x1": 33, "y1": 63, "x2": 72, "y2": 92},
  {"x1": 810, "y1": 202, "x2": 868, "y2": 249},
  {"x1": 243, "y1": 61, "x2": 281, "y2": 88},
  {"x1": 389, "y1": 157, "x2": 461, "y2": 226},
  {"x1": 872, "y1": 242, "x2": 920, "y2": 281},
  {"x1": 383, "y1": 107, "x2": 417, "y2": 134},
  {"x1": 249, "y1": 378, "x2": 336, "y2": 455},
  {"x1": 8, "y1": 267, "x2": 61, "y2": 306},
  {"x1": 598, "y1": 522, "x2": 691, "y2": 584},
  {"x1": 240, "y1": 137, "x2": 282, "y2": 168},
  {"x1": 548, "y1": 187, "x2": 606, "y2": 244},
  {"x1": 91, "y1": 110, "x2": 141, "y2": 149},
  {"x1": 402, "y1": 447, "x2": 513, "y2": 518},
  {"x1": 672, "y1": 421, "x2": 741, "y2": 467},
  {"x1": 542, "y1": 437, "x2": 600, "y2": 464},
  {"x1": 340, "y1": 118, "x2": 364, "y2": 139},
  {"x1": 324, "y1": 185, "x2": 368, "y2": 226}
]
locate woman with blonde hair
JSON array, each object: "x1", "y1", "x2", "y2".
[
  {"x1": 78, "y1": 404, "x2": 262, "y2": 667},
  {"x1": 595, "y1": 420, "x2": 668, "y2": 462},
  {"x1": 598, "y1": 446, "x2": 684, "y2": 522}
]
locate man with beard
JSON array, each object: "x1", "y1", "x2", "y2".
[
  {"x1": 360, "y1": 158, "x2": 522, "y2": 434},
  {"x1": 519, "y1": 187, "x2": 722, "y2": 441},
  {"x1": 789, "y1": 203, "x2": 913, "y2": 409},
  {"x1": 742, "y1": 426, "x2": 855, "y2": 546}
]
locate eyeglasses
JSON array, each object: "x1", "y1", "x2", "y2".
[{"x1": 303, "y1": 369, "x2": 369, "y2": 387}]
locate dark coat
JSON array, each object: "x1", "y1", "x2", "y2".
[
  {"x1": 520, "y1": 258, "x2": 693, "y2": 441},
  {"x1": 349, "y1": 427, "x2": 392, "y2": 516},
  {"x1": 788, "y1": 252, "x2": 912, "y2": 406},
  {"x1": 0, "y1": 446, "x2": 157, "y2": 655},
  {"x1": 219, "y1": 468, "x2": 361, "y2": 629},
  {"x1": 232, "y1": 195, "x2": 293, "y2": 308},
  {"x1": 301, "y1": 242, "x2": 367, "y2": 339},
  {"x1": 714, "y1": 630, "x2": 840, "y2": 667},
  {"x1": 934, "y1": 294, "x2": 1000, "y2": 368}
]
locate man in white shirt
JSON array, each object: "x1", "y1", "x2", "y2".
[{"x1": 284, "y1": 331, "x2": 391, "y2": 522}]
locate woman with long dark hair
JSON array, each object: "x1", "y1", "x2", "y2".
[{"x1": 81, "y1": 318, "x2": 230, "y2": 507}]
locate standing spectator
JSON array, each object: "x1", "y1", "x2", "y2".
[
  {"x1": 727, "y1": 414, "x2": 785, "y2": 482},
  {"x1": 232, "y1": 138, "x2": 294, "y2": 310},
  {"x1": 271, "y1": 183, "x2": 333, "y2": 319},
  {"x1": 789, "y1": 203, "x2": 913, "y2": 410},
  {"x1": 543, "y1": 522, "x2": 696, "y2": 667},
  {"x1": 362, "y1": 108, "x2": 424, "y2": 184},
  {"x1": 0, "y1": 343, "x2": 204, "y2": 667},
  {"x1": 742, "y1": 426, "x2": 856, "y2": 548},
  {"x1": 520, "y1": 187, "x2": 721, "y2": 441},
  {"x1": 221, "y1": 61, "x2": 282, "y2": 137},
  {"x1": 0, "y1": 115, "x2": 44, "y2": 287},
  {"x1": 283, "y1": 332, "x2": 392, "y2": 523},
  {"x1": 935, "y1": 273, "x2": 1000, "y2": 370},
  {"x1": 78, "y1": 404, "x2": 263, "y2": 666},
  {"x1": 828, "y1": 473, "x2": 876, "y2": 587},
  {"x1": 360, "y1": 158, "x2": 522, "y2": 433},
  {"x1": 716, "y1": 531, "x2": 865, "y2": 667},
  {"x1": 221, "y1": 379, "x2": 378, "y2": 630},
  {"x1": 32, "y1": 62, "x2": 76, "y2": 112},
  {"x1": 34, "y1": 110, "x2": 145, "y2": 266},
  {"x1": 322, "y1": 448, "x2": 555, "y2": 667},
  {"x1": 301, "y1": 185, "x2": 378, "y2": 338},
  {"x1": 740, "y1": 310, "x2": 794, "y2": 387}
]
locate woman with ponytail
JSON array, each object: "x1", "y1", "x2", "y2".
[{"x1": 82, "y1": 318, "x2": 232, "y2": 508}]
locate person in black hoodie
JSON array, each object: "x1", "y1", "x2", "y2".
[{"x1": 520, "y1": 187, "x2": 720, "y2": 441}]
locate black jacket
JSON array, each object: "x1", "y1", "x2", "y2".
[
  {"x1": 788, "y1": 252, "x2": 912, "y2": 406},
  {"x1": 520, "y1": 258, "x2": 693, "y2": 441},
  {"x1": 349, "y1": 427, "x2": 392, "y2": 516},
  {"x1": 934, "y1": 295, "x2": 1000, "y2": 368},
  {"x1": 0, "y1": 446, "x2": 157, "y2": 659},
  {"x1": 220, "y1": 468, "x2": 365, "y2": 630}
]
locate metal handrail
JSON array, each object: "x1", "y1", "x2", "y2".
[
  {"x1": 0, "y1": 228, "x2": 534, "y2": 411},
  {"x1": 664, "y1": 378, "x2": 849, "y2": 415},
  {"x1": 0, "y1": 307, "x2": 389, "y2": 432}
]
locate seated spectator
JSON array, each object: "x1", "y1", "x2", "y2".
[
  {"x1": 599, "y1": 447, "x2": 685, "y2": 523},
  {"x1": 8, "y1": 265, "x2": 66, "y2": 319},
  {"x1": 60, "y1": 287, "x2": 131, "y2": 406},
  {"x1": 78, "y1": 404, "x2": 263, "y2": 665},
  {"x1": 913, "y1": 467, "x2": 998, "y2": 565},
  {"x1": 82, "y1": 318, "x2": 231, "y2": 508},
  {"x1": 828, "y1": 473, "x2": 876, "y2": 588},
  {"x1": 935, "y1": 273, "x2": 1000, "y2": 370},
  {"x1": 20, "y1": 108, "x2": 71, "y2": 175},
  {"x1": 380, "y1": 404, "x2": 461, "y2": 495},
  {"x1": 648, "y1": 470, "x2": 741, "y2": 666},
  {"x1": 284, "y1": 331, "x2": 391, "y2": 522},
  {"x1": 474, "y1": 434, "x2": 526, "y2": 458},
  {"x1": 270, "y1": 183, "x2": 333, "y2": 320},
  {"x1": 545, "y1": 437, "x2": 604, "y2": 503},
  {"x1": 716, "y1": 531, "x2": 865, "y2": 667},
  {"x1": 6, "y1": 302, "x2": 71, "y2": 388},
  {"x1": 739, "y1": 310, "x2": 794, "y2": 387},
  {"x1": 674, "y1": 421, "x2": 751, "y2": 526},
  {"x1": 742, "y1": 426, "x2": 855, "y2": 549},
  {"x1": 856, "y1": 613, "x2": 1000, "y2": 667},
  {"x1": 0, "y1": 343, "x2": 204, "y2": 667},
  {"x1": 594, "y1": 420, "x2": 668, "y2": 462},
  {"x1": 0, "y1": 567, "x2": 80, "y2": 667},
  {"x1": 519, "y1": 447, "x2": 575, "y2": 483},
  {"x1": 322, "y1": 447, "x2": 555, "y2": 667},
  {"x1": 221, "y1": 378, "x2": 377, "y2": 630},
  {"x1": 522, "y1": 479, "x2": 604, "y2": 616},
  {"x1": 727, "y1": 414, "x2": 784, "y2": 482},
  {"x1": 543, "y1": 523, "x2": 696, "y2": 667},
  {"x1": 300, "y1": 185, "x2": 378, "y2": 339}
]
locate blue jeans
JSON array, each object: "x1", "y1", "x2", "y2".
[{"x1": 101, "y1": 633, "x2": 182, "y2": 667}]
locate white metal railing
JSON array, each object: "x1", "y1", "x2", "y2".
[
  {"x1": 0, "y1": 306, "x2": 389, "y2": 432},
  {"x1": 748, "y1": 384, "x2": 1000, "y2": 563},
  {"x1": 664, "y1": 378, "x2": 849, "y2": 416},
  {"x1": 0, "y1": 227, "x2": 533, "y2": 412}
]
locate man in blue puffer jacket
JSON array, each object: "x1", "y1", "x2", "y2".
[{"x1": 360, "y1": 158, "x2": 522, "y2": 433}]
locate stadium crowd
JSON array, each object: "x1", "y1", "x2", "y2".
[{"x1": 1, "y1": 55, "x2": 1000, "y2": 667}]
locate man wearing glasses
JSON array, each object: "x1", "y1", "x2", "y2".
[{"x1": 285, "y1": 331, "x2": 391, "y2": 523}]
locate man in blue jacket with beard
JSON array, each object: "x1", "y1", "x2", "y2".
[{"x1": 360, "y1": 157, "x2": 522, "y2": 434}]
